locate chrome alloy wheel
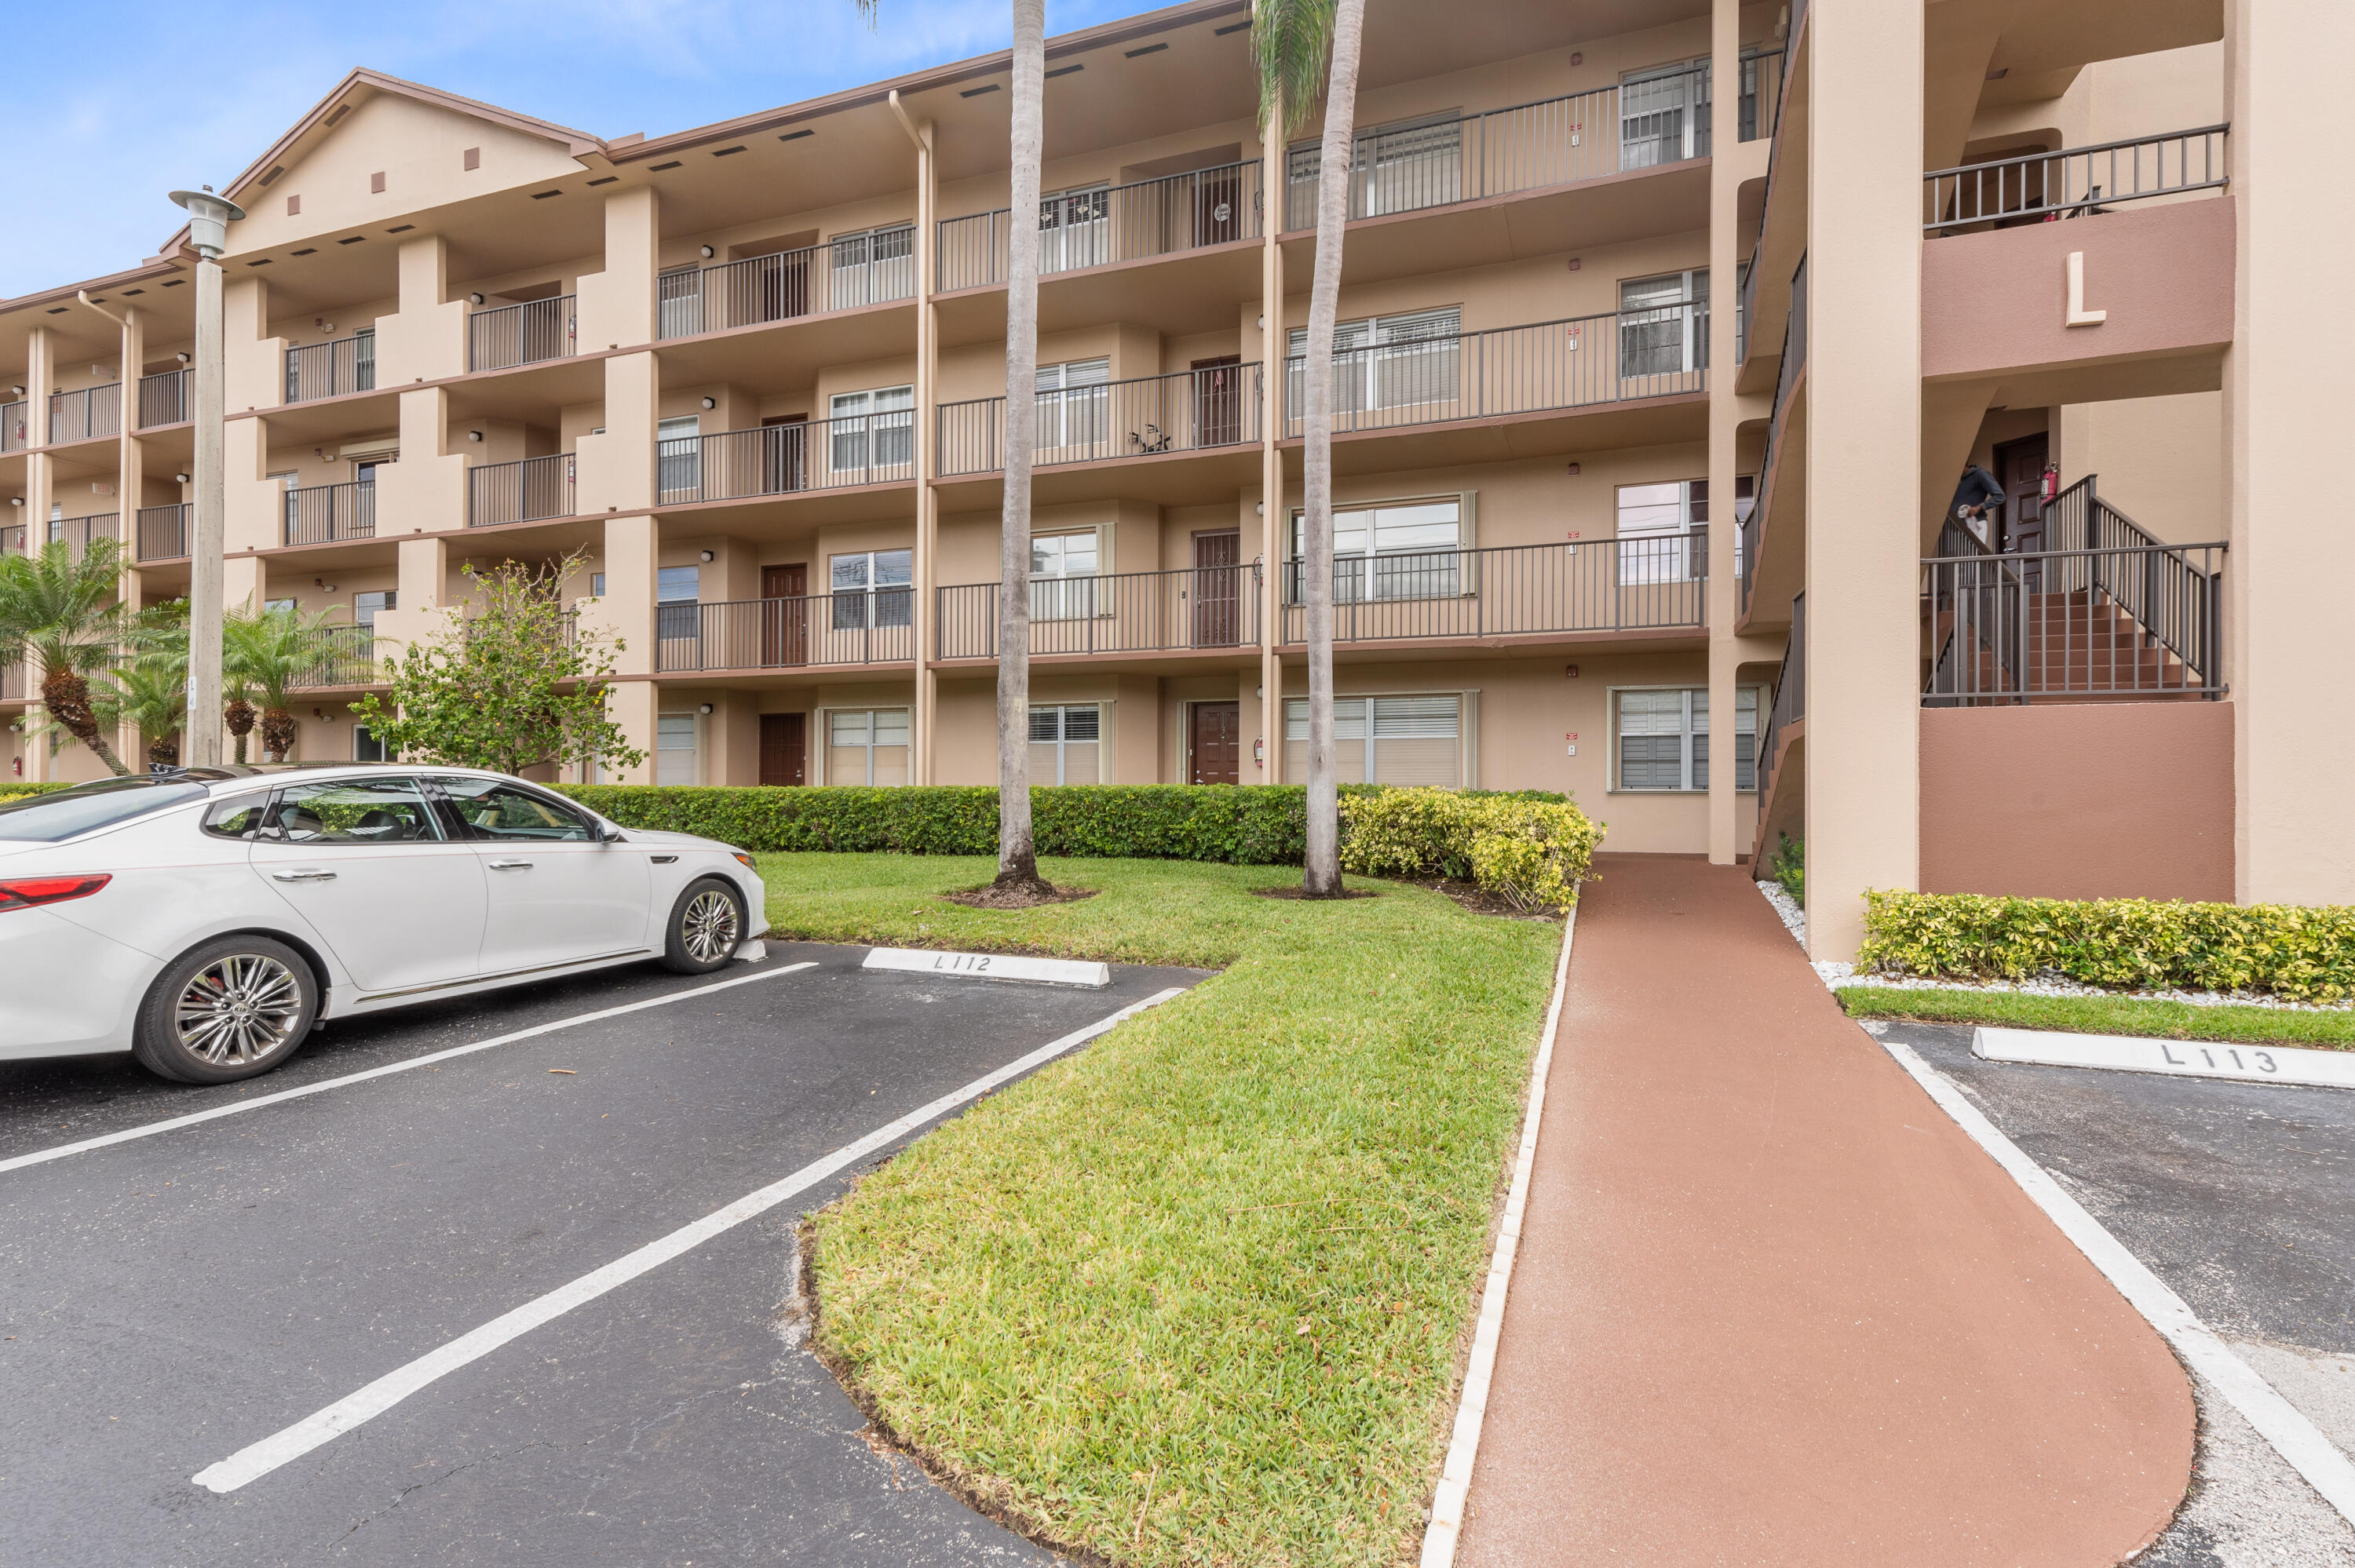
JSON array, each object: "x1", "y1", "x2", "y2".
[
  {"x1": 681, "y1": 888, "x2": 742, "y2": 964},
  {"x1": 174, "y1": 954, "x2": 305, "y2": 1067}
]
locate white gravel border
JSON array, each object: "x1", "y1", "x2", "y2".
[{"x1": 1754, "y1": 881, "x2": 2355, "y2": 1015}]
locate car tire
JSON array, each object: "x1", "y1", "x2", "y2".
[
  {"x1": 132, "y1": 935, "x2": 320, "y2": 1085},
  {"x1": 660, "y1": 877, "x2": 747, "y2": 974}
]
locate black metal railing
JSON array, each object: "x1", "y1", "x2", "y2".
[
  {"x1": 42, "y1": 512, "x2": 121, "y2": 563},
  {"x1": 288, "y1": 625, "x2": 379, "y2": 689},
  {"x1": 0, "y1": 524, "x2": 20, "y2": 556},
  {"x1": 286, "y1": 331, "x2": 375, "y2": 403},
  {"x1": 1741, "y1": 253, "x2": 1807, "y2": 615},
  {"x1": 1276, "y1": 533, "x2": 1707, "y2": 645},
  {"x1": 1285, "y1": 306, "x2": 1704, "y2": 439},
  {"x1": 1923, "y1": 478, "x2": 2225, "y2": 704},
  {"x1": 1758, "y1": 590, "x2": 1803, "y2": 797},
  {"x1": 469, "y1": 454, "x2": 575, "y2": 527},
  {"x1": 47, "y1": 384, "x2": 120, "y2": 445},
  {"x1": 935, "y1": 563, "x2": 1264, "y2": 660},
  {"x1": 139, "y1": 368, "x2": 192, "y2": 428},
  {"x1": 468, "y1": 296, "x2": 575, "y2": 371},
  {"x1": 938, "y1": 162, "x2": 1265, "y2": 292},
  {"x1": 659, "y1": 414, "x2": 913, "y2": 503},
  {"x1": 0, "y1": 659, "x2": 23, "y2": 701},
  {"x1": 1739, "y1": 47, "x2": 1785, "y2": 141},
  {"x1": 2, "y1": 400, "x2": 26, "y2": 453},
  {"x1": 938, "y1": 363, "x2": 1261, "y2": 477},
  {"x1": 137, "y1": 503, "x2": 190, "y2": 561},
  {"x1": 1924, "y1": 126, "x2": 2229, "y2": 234},
  {"x1": 283, "y1": 481, "x2": 376, "y2": 545},
  {"x1": 1280, "y1": 70, "x2": 1712, "y2": 232},
  {"x1": 657, "y1": 226, "x2": 916, "y2": 337},
  {"x1": 655, "y1": 594, "x2": 915, "y2": 672}
]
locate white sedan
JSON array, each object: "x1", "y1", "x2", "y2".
[{"x1": 0, "y1": 764, "x2": 769, "y2": 1084}]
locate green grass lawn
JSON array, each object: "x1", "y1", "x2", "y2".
[
  {"x1": 758, "y1": 852, "x2": 1563, "y2": 1566},
  {"x1": 1837, "y1": 984, "x2": 2355, "y2": 1048}
]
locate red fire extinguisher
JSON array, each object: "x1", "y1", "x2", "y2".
[{"x1": 2040, "y1": 463, "x2": 2059, "y2": 502}]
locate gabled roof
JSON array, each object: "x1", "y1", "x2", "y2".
[{"x1": 152, "y1": 68, "x2": 607, "y2": 256}]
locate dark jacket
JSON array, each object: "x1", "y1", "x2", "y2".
[{"x1": 1951, "y1": 465, "x2": 2004, "y2": 515}]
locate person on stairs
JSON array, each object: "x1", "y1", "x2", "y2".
[{"x1": 1951, "y1": 464, "x2": 2004, "y2": 543}]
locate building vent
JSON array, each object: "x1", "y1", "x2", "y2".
[
  {"x1": 463, "y1": 147, "x2": 480, "y2": 170},
  {"x1": 324, "y1": 103, "x2": 351, "y2": 126},
  {"x1": 650, "y1": 160, "x2": 684, "y2": 171},
  {"x1": 712, "y1": 145, "x2": 747, "y2": 157},
  {"x1": 778, "y1": 129, "x2": 814, "y2": 143},
  {"x1": 259, "y1": 165, "x2": 287, "y2": 187},
  {"x1": 960, "y1": 82, "x2": 1002, "y2": 98},
  {"x1": 285, "y1": 194, "x2": 301, "y2": 217},
  {"x1": 1046, "y1": 63, "x2": 1083, "y2": 78},
  {"x1": 1125, "y1": 42, "x2": 1169, "y2": 57},
  {"x1": 370, "y1": 171, "x2": 385, "y2": 194}
]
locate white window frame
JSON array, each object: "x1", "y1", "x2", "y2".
[
  {"x1": 1619, "y1": 57, "x2": 1711, "y2": 170},
  {"x1": 1615, "y1": 479, "x2": 1700, "y2": 584},
  {"x1": 353, "y1": 724, "x2": 389, "y2": 763},
  {"x1": 1607, "y1": 684, "x2": 1762, "y2": 794},
  {"x1": 827, "y1": 384, "x2": 915, "y2": 478},
  {"x1": 828, "y1": 548, "x2": 913, "y2": 630},
  {"x1": 1618, "y1": 270, "x2": 1710, "y2": 381},
  {"x1": 1287, "y1": 305, "x2": 1462, "y2": 424},
  {"x1": 1035, "y1": 356, "x2": 1112, "y2": 455},
  {"x1": 656, "y1": 709, "x2": 700, "y2": 787},
  {"x1": 828, "y1": 223, "x2": 916, "y2": 308},
  {"x1": 1031, "y1": 527, "x2": 1103, "y2": 620},
  {"x1": 823, "y1": 707, "x2": 912, "y2": 786},
  {"x1": 1039, "y1": 185, "x2": 1112, "y2": 274},
  {"x1": 1282, "y1": 690, "x2": 1470, "y2": 787},
  {"x1": 656, "y1": 414, "x2": 701, "y2": 501},
  {"x1": 1028, "y1": 702, "x2": 1104, "y2": 784},
  {"x1": 1287, "y1": 492, "x2": 1473, "y2": 605}
]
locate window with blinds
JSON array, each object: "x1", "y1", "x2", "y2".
[
  {"x1": 1288, "y1": 306, "x2": 1462, "y2": 420},
  {"x1": 1031, "y1": 530, "x2": 1101, "y2": 620},
  {"x1": 1039, "y1": 187, "x2": 1112, "y2": 272},
  {"x1": 1287, "y1": 498, "x2": 1462, "y2": 603},
  {"x1": 656, "y1": 415, "x2": 701, "y2": 501},
  {"x1": 1620, "y1": 60, "x2": 1710, "y2": 170},
  {"x1": 828, "y1": 708, "x2": 911, "y2": 786},
  {"x1": 1283, "y1": 693, "x2": 1462, "y2": 786},
  {"x1": 1036, "y1": 357, "x2": 1112, "y2": 454},
  {"x1": 829, "y1": 549, "x2": 913, "y2": 630},
  {"x1": 827, "y1": 384, "x2": 915, "y2": 476},
  {"x1": 1618, "y1": 271, "x2": 1709, "y2": 380},
  {"x1": 1028, "y1": 704, "x2": 1102, "y2": 784},
  {"x1": 1287, "y1": 111, "x2": 1465, "y2": 224},
  {"x1": 828, "y1": 223, "x2": 915, "y2": 309},
  {"x1": 1615, "y1": 687, "x2": 1757, "y2": 791},
  {"x1": 657, "y1": 712, "x2": 699, "y2": 786}
]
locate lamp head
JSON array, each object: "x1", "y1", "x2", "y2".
[{"x1": 169, "y1": 188, "x2": 248, "y2": 259}]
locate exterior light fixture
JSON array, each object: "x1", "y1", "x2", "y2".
[
  {"x1": 469, "y1": 292, "x2": 485, "y2": 305},
  {"x1": 699, "y1": 245, "x2": 715, "y2": 259},
  {"x1": 467, "y1": 430, "x2": 484, "y2": 442},
  {"x1": 176, "y1": 472, "x2": 191, "y2": 483},
  {"x1": 698, "y1": 703, "x2": 714, "y2": 715},
  {"x1": 699, "y1": 396, "x2": 716, "y2": 410},
  {"x1": 7, "y1": 498, "x2": 21, "y2": 508},
  {"x1": 699, "y1": 549, "x2": 715, "y2": 562},
  {"x1": 176, "y1": 352, "x2": 190, "y2": 365},
  {"x1": 8, "y1": 385, "x2": 20, "y2": 396}
]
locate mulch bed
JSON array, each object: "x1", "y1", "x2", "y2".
[
  {"x1": 1250, "y1": 885, "x2": 1383, "y2": 902},
  {"x1": 940, "y1": 883, "x2": 1099, "y2": 910},
  {"x1": 1404, "y1": 877, "x2": 1565, "y2": 922}
]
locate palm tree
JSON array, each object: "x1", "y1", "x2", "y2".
[
  {"x1": 0, "y1": 537, "x2": 136, "y2": 776},
  {"x1": 93, "y1": 648, "x2": 190, "y2": 768},
  {"x1": 224, "y1": 665, "x2": 258, "y2": 765},
  {"x1": 1256, "y1": 0, "x2": 1367, "y2": 898},
  {"x1": 856, "y1": 0, "x2": 1052, "y2": 895},
  {"x1": 225, "y1": 600, "x2": 349, "y2": 764}
]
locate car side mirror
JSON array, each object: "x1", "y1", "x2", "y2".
[{"x1": 597, "y1": 822, "x2": 626, "y2": 842}]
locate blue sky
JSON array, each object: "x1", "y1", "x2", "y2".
[{"x1": 0, "y1": 0, "x2": 1169, "y2": 298}]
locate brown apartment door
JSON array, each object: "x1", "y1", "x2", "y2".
[
  {"x1": 759, "y1": 713, "x2": 808, "y2": 786},
  {"x1": 1195, "y1": 162, "x2": 1243, "y2": 246},
  {"x1": 1192, "y1": 356, "x2": 1241, "y2": 447},
  {"x1": 762, "y1": 414, "x2": 809, "y2": 494},
  {"x1": 761, "y1": 563, "x2": 808, "y2": 667},
  {"x1": 1993, "y1": 433, "x2": 2049, "y2": 553},
  {"x1": 1192, "y1": 531, "x2": 1241, "y2": 647},
  {"x1": 1190, "y1": 701, "x2": 1240, "y2": 784}
]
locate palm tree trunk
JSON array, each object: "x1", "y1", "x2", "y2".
[
  {"x1": 261, "y1": 706, "x2": 298, "y2": 764},
  {"x1": 38, "y1": 665, "x2": 130, "y2": 777},
  {"x1": 1300, "y1": 0, "x2": 1365, "y2": 897},
  {"x1": 225, "y1": 699, "x2": 254, "y2": 765},
  {"x1": 994, "y1": 0, "x2": 1048, "y2": 892}
]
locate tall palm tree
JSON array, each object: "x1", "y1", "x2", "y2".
[
  {"x1": 1256, "y1": 0, "x2": 1367, "y2": 898},
  {"x1": 93, "y1": 647, "x2": 190, "y2": 768},
  {"x1": 225, "y1": 600, "x2": 349, "y2": 764},
  {"x1": 856, "y1": 0, "x2": 1052, "y2": 894},
  {"x1": 0, "y1": 537, "x2": 136, "y2": 776}
]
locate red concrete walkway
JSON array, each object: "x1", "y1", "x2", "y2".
[{"x1": 1455, "y1": 855, "x2": 2192, "y2": 1567}]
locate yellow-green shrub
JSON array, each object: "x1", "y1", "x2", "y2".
[
  {"x1": 1340, "y1": 787, "x2": 1601, "y2": 910},
  {"x1": 1857, "y1": 889, "x2": 2355, "y2": 1001}
]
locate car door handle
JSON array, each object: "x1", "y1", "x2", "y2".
[
  {"x1": 271, "y1": 869, "x2": 337, "y2": 883},
  {"x1": 487, "y1": 859, "x2": 535, "y2": 870}
]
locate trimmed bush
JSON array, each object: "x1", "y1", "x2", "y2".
[
  {"x1": 1341, "y1": 787, "x2": 1601, "y2": 910},
  {"x1": 1858, "y1": 889, "x2": 2355, "y2": 1001}
]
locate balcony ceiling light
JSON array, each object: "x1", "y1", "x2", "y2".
[
  {"x1": 699, "y1": 396, "x2": 716, "y2": 409},
  {"x1": 699, "y1": 245, "x2": 715, "y2": 259},
  {"x1": 469, "y1": 293, "x2": 485, "y2": 304}
]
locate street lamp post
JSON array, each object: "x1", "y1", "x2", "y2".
[{"x1": 167, "y1": 185, "x2": 243, "y2": 769}]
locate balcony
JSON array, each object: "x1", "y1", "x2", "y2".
[
  {"x1": 47, "y1": 385, "x2": 119, "y2": 445},
  {"x1": 283, "y1": 480, "x2": 376, "y2": 546},
  {"x1": 1922, "y1": 126, "x2": 2227, "y2": 236},
  {"x1": 0, "y1": 659, "x2": 22, "y2": 702},
  {"x1": 1751, "y1": 589, "x2": 1804, "y2": 867},
  {"x1": 0, "y1": 523, "x2": 20, "y2": 556},
  {"x1": 138, "y1": 502, "x2": 190, "y2": 562},
  {"x1": 938, "y1": 363, "x2": 1261, "y2": 478},
  {"x1": 31, "y1": 511, "x2": 122, "y2": 563},
  {"x1": 659, "y1": 415, "x2": 911, "y2": 509},
  {"x1": 2, "y1": 400, "x2": 25, "y2": 453},
  {"x1": 288, "y1": 625, "x2": 379, "y2": 689},
  {"x1": 1738, "y1": 46, "x2": 1785, "y2": 143},
  {"x1": 658, "y1": 228, "x2": 916, "y2": 340},
  {"x1": 286, "y1": 331, "x2": 375, "y2": 403},
  {"x1": 654, "y1": 593, "x2": 914, "y2": 673},
  {"x1": 468, "y1": 297, "x2": 578, "y2": 373},
  {"x1": 1923, "y1": 479, "x2": 2225, "y2": 706},
  {"x1": 469, "y1": 454, "x2": 576, "y2": 528},
  {"x1": 1740, "y1": 253, "x2": 1806, "y2": 622},
  {"x1": 139, "y1": 370, "x2": 192, "y2": 428},
  {"x1": 936, "y1": 563, "x2": 1261, "y2": 662},
  {"x1": 1277, "y1": 534, "x2": 1707, "y2": 648},
  {"x1": 939, "y1": 163, "x2": 1264, "y2": 294}
]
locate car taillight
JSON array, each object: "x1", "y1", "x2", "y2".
[{"x1": 0, "y1": 873, "x2": 113, "y2": 912}]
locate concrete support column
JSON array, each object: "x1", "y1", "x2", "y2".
[
  {"x1": 116, "y1": 308, "x2": 143, "y2": 563},
  {"x1": 601, "y1": 514, "x2": 659, "y2": 785},
  {"x1": 1704, "y1": 0, "x2": 1742, "y2": 863},
  {"x1": 24, "y1": 329, "x2": 54, "y2": 533},
  {"x1": 894, "y1": 100, "x2": 941, "y2": 784},
  {"x1": 379, "y1": 235, "x2": 463, "y2": 385},
  {"x1": 2226, "y1": 0, "x2": 2355, "y2": 904},
  {"x1": 1801, "y1": 0, "x2": 1922, "y2": 959},
  {"x1": 578, "y1": 354, "x2": 655, "y2": 517},
  {"x1": 578, "y1": 186, "x2": 659, "y2": 354},
  {"x1": 1256, "y1": 112, "x2": 1287, "y2": 786},
  {"x1": 221, "y1": 277, "x2": 278, "y2": 415}
]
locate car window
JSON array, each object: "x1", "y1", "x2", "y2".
[
  {"x1": 203, "y1": 793, "x2": 275, "y2": 839},
  {"x1": 0, "y1": 779, "x2": 207, "y2": 842},
  {"x1": 266, "y1": 779, "x2": 444, "y2": 844},
  {"x1": 439, "y1": 778, "x2": 594, "y2": 842}
]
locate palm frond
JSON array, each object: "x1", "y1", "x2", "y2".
[{"x1": 1252, "y1": 0, "x2": 1339, "y2": 140}]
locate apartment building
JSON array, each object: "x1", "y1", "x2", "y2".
[{"x1": 1, "y1": 0, "x2": 2342, "y2": 959}]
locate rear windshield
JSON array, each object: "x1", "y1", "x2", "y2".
[{"x1": 0, "y1": 779, "x2": 209, "y2": 842}]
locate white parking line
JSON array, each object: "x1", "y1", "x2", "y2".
[
  {"x1": 1882, "y1": 1037, "x2": 2355, "y2": 1527},
  {"x1": 191, "y1": 985, "x2": 1185, "y2": 1494},
  {"x1": 0, "y1": 962, "x2": 820, "y2": 1177}
]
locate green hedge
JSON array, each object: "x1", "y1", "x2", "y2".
[
  {"x1": 556, "y1": 782, "x2": 1567, "y2": 867},
  {"x1": 1858, "y1": 889, "x2": 2355, "y2": 1001}
]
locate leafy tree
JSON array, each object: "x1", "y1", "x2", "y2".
[
  {"x1": 1256, "y1": 0, "x2": 1367, "y2": 898},
  {"x1": 224, "y1": 600, "x2": 352, "y2": 763},
  {"x1": 93, "y1": 601, "x2": 191, "y2": 768},
  {"x1": 0, "y1": 537, "x2": 136, "y2": 776},
  {"x1": 349, "y1": 552, "x2": 646, "y2": 779}
]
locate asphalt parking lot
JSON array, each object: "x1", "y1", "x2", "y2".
[
  {"x1": 1881, "y1": 1021, "x2": 2355, "y2": 1565},
  {"x1": 0, "y1": 942, "x2": 1203, "y2": 1567}
]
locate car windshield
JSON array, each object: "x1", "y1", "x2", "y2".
[{"x1": 0, "y1": 779, "x2": 210, "y2": 843}]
